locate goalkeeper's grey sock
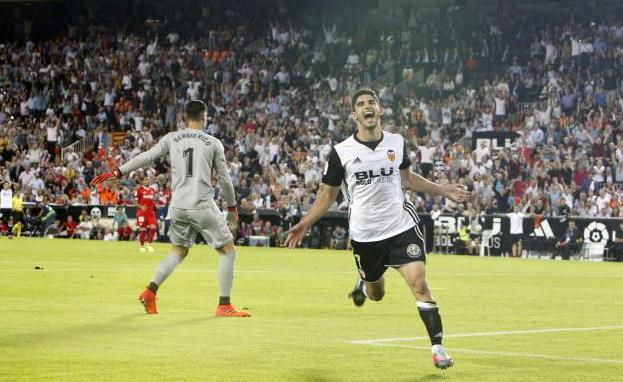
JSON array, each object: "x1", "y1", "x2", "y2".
[
  {"x1": 217, "y1": 250, "x2": 236, "y2": 303},
  {"x1": 150, "y1": 253, "x2": 185, "y2": 293},
  {"x1": 417, "y1": 301, "x2": 443, "y2": 346}
]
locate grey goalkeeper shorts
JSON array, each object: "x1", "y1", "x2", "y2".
[{"x1": 168, "y1": 204, "x2": 233, "y2": 249}]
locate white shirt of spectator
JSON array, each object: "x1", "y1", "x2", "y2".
[
  {"x1": 494, "y1": 97, "x2": 506, "y2": 116},
  {"x1": 571, "y1": 37, "x2": 581, "y2": 56},
  {"x1": 455, "y1": 71, "x2": 463, "y2": 86},
  {"x1": 441, "y1": 107, "x2": 452, "y2": 125},
  {"x1": 508, "y1": 212, "x2": 525, "y2": 234},
  {"x1": 89, "y1": 190, "x2": 100, "y2": 205},
  {"x1": 470, "y1": 162, "x2": 487, "y2": 179},
  {"x1": 138, "y1": 61, "x2": 150, "y2": 77},
  {"x1": 596, "y1": 194, "x2": 611, "y2": 210},
  {"x1": 327, "y1": 77, "x2": 338, "y2": 92},
  {"x1": 18, "y1": 170, "x2": 35, "y2": 187},
  {"x1": 78, "y1": 221, "x2": 92, "y2": 240},
  {"x1": 527, "y1": 128, "x2": 544, "y2": 148},
  {"x1": 47, "y1": 125, "x2": 58, "y2": 142},
  {"x1": 474, "y1": 144, "x2": 490, "y2": 162},
  {"x1": 346, "y1": 53, "x2": 359, "y2": 68},
  {"x1": 481, "y1": 112, "x2": 493, "y2": 130},
  {"x1": 541, "y1": 40, "x2": 557, "y2": 64},
  {"x1": 133, "y1": 115, "x2": 144, "y2": 132},
  {"x1": 146, "y1": 39, "x2": 157, "y2": 56},
  {"x1": 274, "y1": 70, "x2": 289, "y2": 85},
  {"x1": 122, "y1": 74, "x2": 133, "y2": 90},
  {"x1": 0, "y1": 188, "x2": 12, "y2": 209},
  {"x1": 593, "y1": 165, "x2": 605, "y2": 183},
  {"x1": 20, "y1": 101, "x2": 29, "y2": 116},
  {"x1": 535, "y1": 105, "x2": 552, "y2": 127},
  {"x1": 166, "y1": 33, "x2": 179, "y2": 45},
  {"x1": 283, "y1": 172, "x2": 297, "y2": 190},
  {"x1": 31, "y1": 177, "x2": 44, "y2": 192},
  {"x1": 418, "y1": 145, "x2": 435, "y2": 164},
  {"x1": 564, "y1": 196, "x2": 574, "y2": 210}
]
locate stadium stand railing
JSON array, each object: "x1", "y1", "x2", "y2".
[{"x1": 61, "y1": 133, "x2": 97, "y2": 161}]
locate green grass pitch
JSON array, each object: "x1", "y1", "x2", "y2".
[{"x1": 1, "y1": 238, "x2": 622, "y2": 381}]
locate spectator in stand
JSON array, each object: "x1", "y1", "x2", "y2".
[
  {"x1": 76, "y1": 216, "x2": 93, "y2": 240},
  {"x1": 250, "y1": 212, "x2": 265, "y2": 236},
  {"x1": 3, "y1": 1, "x2": 623, "y2": 247},
  {"x1": 118, "y1": 221, "x2": 134, "y2": 241},
  {"x1": 103, "y1": 229, "x2": 116, "y2": 241},
  {"x1": 111, "y1": 206, "x2": 129, "y2": 231},
  {"x1": 60, "y1": 215, "x2": 78, "y2": 239},
  {"x1": 417, "y1": 137, "x2": 436, "y2": 179},
  {"x1": 329, "y1": 225, "x2": 347, "y2": 250}
]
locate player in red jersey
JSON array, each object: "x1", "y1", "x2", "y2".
[{"x1": 135, "y1": 177, "x2": 158, "y2": 252}]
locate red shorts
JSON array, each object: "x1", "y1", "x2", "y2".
[{"x1": 136, "y1": 213, "x2": 157, "y2": 228}]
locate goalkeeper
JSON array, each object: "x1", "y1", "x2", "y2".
[{"x1": 92, "y1": 100, "x2": 249, "y2": 317}]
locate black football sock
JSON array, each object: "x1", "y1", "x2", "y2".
[
  {"x1": 417, "y1": 301, "x2": 443, "y2": 345},
  {"x1": 219, "y1": 296, "x2": 231, "y2": 305},
  {"x1": 148, "y1": 282, "x2": 159, "y2": 294}
]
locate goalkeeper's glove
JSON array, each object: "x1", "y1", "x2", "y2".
[{"x1": 91, "y1": 169, "x2": 122, "y2": 185}]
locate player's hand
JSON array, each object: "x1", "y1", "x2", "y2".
[
  {"x1": 91, "y1": 169, "x2": 121, "y2": 185},
  {"x1": 285, "y1": 221, "x2": 309, "y2": 249},
  {"x1": 226, "y1": 206, "x2": 239, "y2": 232},
  {"x1": 441, "y1": 183, "x2": 470, "y2": 203}
]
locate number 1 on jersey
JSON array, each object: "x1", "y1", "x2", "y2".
[{"x1": 183, "y1": 148, "x2": 193, "y2": 177}]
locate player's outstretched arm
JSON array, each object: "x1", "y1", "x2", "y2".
[
  {"x1": 285, "y1": 183, "x2": 340, "y2": 249},
  {"x1": 400, "y1": 168, "x2": 470, "y2": 203},
  {"x1": 119, "y1": 135, "x2": 171, "y2": 175},
  {"x1": 91, "y1": 136, "x2": 170, "y2": 186}
]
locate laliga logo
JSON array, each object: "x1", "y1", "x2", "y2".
[{"x1": 583, "y1": 221, "x2": 609, "y2": 244}]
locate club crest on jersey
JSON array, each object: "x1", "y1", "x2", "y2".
[
  {"x1": 406, "y1": 244, "x2": 421, "y2": 258},
  {"x1": 387, "y1": 150, "x2": 396, "y2": 162}
]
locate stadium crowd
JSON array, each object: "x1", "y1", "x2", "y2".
[{"x1": 2, "y1": 1, "x2": 623, "y2": 247}]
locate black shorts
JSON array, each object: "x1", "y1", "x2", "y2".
[
  {"x1": 0, "y1": 209, "x2": 11, "y2": 223},
  {"x1": 511, "y1": 234, "x2": 522, "y2": 244},
  {"x1": 350, "y1": 227, "x2": 426, "y2": 283}
]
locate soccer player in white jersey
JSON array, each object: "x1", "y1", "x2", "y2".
[
  {"x1": 91, "y1": 100, "x2": 249, "y2": 317},
  {"x1": 285, "y1": 88, "x2": 469, "y2": 369}
]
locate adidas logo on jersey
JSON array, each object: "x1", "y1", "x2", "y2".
[{"x1": 353, "y1": 157, "x2": 362, "y2": 164}]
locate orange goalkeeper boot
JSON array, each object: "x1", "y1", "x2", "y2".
[
  {"x1": 215, "y1": 304, "x2": 251, "y2": 317},
  {"x1": 139, "y1": 287, "x2": 158, "y2": 314}
]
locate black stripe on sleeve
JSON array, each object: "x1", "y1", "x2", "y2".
[
  {"x1": 399, "y1": 139, "x2": 411, "y2": 170},
  {"x1": 321, "y1": 147, "x2": 344, "y2": 187}
]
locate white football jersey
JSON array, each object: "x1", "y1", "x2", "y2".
[{"x1": 322, "y1": 131, "x2": 423, "y2": 242}]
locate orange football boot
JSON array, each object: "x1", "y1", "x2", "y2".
[
  {"x1": 215, "y1": 304, "x2": 251, "y2": 317},
  {"x1": 139, "y1": 288, "x2": 158, "y2": 314}
]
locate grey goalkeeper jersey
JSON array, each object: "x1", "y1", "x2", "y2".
[{"x1": 119, "y1": 128, "x2": 236, "y2": 210}]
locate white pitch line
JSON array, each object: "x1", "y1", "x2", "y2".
[
  {"x1": 350, "y1": 325, "x2": 623, "y2": 344},
  {"x1": 357, "y1": 343, "x2": 623, "y2": 365},
  {"x1": 0, "y1": 268, "x2": 355, "y2": 274}
]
